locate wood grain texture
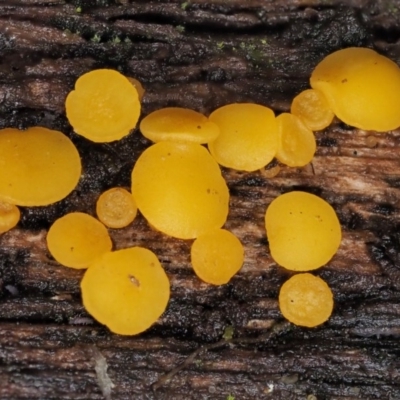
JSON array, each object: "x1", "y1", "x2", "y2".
[{"x1": 0, "y1": 0, "x2": 400, "y2": 399}]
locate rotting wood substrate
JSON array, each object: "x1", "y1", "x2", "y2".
[{"x1": 0, "y1": 0, "x2": 400, "y2": 399}]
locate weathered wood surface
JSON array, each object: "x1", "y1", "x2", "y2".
[{"x1": 0, "y1": 0, "x2": 400, "y2": 399}]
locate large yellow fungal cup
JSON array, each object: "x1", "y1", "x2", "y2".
[
  {"x1": 265, "y1": 191, "x2": 341, "y2": 271},
  {"x1": 310, "y1": 47, "x2": 400, "y2": 131},
  {"x1": 0, "y1": 127, "x2": 81, "y2": 206},
  {"x1": 131, "y1": 141, "x2": 229, "y2": 239},
  {"x1": 81, "y1": 247, "x2": 170, "y2": 335},
  {"x1": 208, "y1": 103, "x2": 278, "y2": 172}
]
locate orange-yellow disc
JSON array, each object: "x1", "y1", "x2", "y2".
[
  {"x1": 208, "y1": 103, "x2": 278, "y2": 171},
  {"x1": 0, "y1": 201, "x2": 20, "y2": 234},
  {"x1": 276, "y1": 113, "x2": 316, "y2": 167},
  {"x1": 140, "y1": 107, "x2": 220, "y2": 144},
  {"x1": 96, "y1": 188, "x2": 137, "y2": 229},
  {"x1": 81, "y1": 247, "x2": 170, "y2": 335},
  {"x1": 131, "y1": 142, "x2": 229, "y2": 239},
  {"x1": 191, "y1": 229, "x2": 244, "y2": 285},
  {"x1": 279, "y1": 273, "x2": 334, "y2": 327},
  {"x1": 265, "y1": 191, "x2": 341, "y2": 271},
  {"x1": 0, "y1": 127, "x2": 81, "y2": 206},
  {"x1": 66, "y1": 69, "x2": 141, "y2": 142},
  {"x1": 291, "y1": 89, "x2": 334, "y2": 131},
  {"x1": 310, "y1": 47, "x2": 400, "y2": 131},
  {"x1": 47, "y1": 212, "x2": 112, "y2": 269}
]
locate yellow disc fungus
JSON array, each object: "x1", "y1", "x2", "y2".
[
  {"x1": 131, "y1": 141, "x2": 229, "y2": 239},
  {"x1": 0, "y1": 201, "x2": 20, "y2": 234},
  {"x1": 261, "y1": 165, "x2": 281, "y2": 179},
  {"x1": 191, "y1": 228, "x2": 244, "y2": 285},
  {"x1": 310, "y1": 47, "x2": 400, "y2": 131},
  {"x1": 279, "y1": 273, "x2": 334, "y2": 327},
  {"x1": 140, "y1": 107, "x2": 220, "y2": 144},
  {"x1": 0, "y1": 127, "x2": 81, "y2": 206},
  {"x1": 81, "y1": 247, "x2": 170, "y2": 335},
  {"x1": 127, "y1": 77, "x2": 145, "y2": 101},
  {"x1": 275, "y1": 113, "x2": 316, "y2": 167},
  {"x1": 47, "y1": 212, "x2": 112, "y2": 269},
  {"x1": 366, "y1": 135, "x2": 378, "y2": 148},
  {"x1": 96, "y1": 187, "x2": 137, "y2": 229},
  {"x1": 291, "y1": 89, "x2": 334, "y2": 131},
  {"x1": 208, "y1": 103, "x2": 278, "y2": 172},
  {"x1": 66, "y1": 69, "x2": 141, "y2": 142},
  {"x1": 265, "y1": 191, "x2": 341, "y2": 271}
]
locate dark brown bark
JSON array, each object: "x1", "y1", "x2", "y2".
[{"x1": 1, "y1": 0, "x2": 400, "y2": 399}]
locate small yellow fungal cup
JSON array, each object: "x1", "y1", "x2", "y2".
[
  {"x1": 96, "y1": 187, "x2": 137, "y2": 229},
  {"x1": 291, "y1": 89, "x2": 334, "y2": 131},
  {"x1": 140, "y1": 107, "x2": 220, "y2": 144},
  {"x1": 279, "y1": 273, "x2": 334, "y2": 327},
  {"x1": 47, "y1": 212, "x2": 112, "y2": 269},
  {"x1": 127, "y1": 77, "x2": 145, "y2": 101},
  {"x1": 0, "y1": 201, "x2": 20, "y2": 234},
  {"x1": 275, "y1": 113, "x2": 316, "y2": 168},
  {"x1": 191, "y1": 228, "x2": 244, "y2": 285}
]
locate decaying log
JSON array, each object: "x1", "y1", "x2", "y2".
[{"x1": 1, "y1": 0, "x2": 400, "y2": 399}]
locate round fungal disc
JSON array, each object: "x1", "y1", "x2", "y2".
[
  {"x1": 140, "y1": 107, "x2": 220, "y2": 144},
  {"x1": 279, "y1": 273, "x2": 334, "y2": 327},
  {"x1": 131, "y1": 142, "x2": 229, "y2": 239},
  {"x1": 96, "y1": 187, "x2": 138, "y2": 229},
  {"x1": 291, "y1": 89, "x2": 334, "y2": 131},
  {"x1": 66, "y1": 69, "x2": 141, "y2": 142},
  {"x1": 47, "y1": 212, "x2": 112, "y2": 269},
  {"x1": 265, "y1": 191, "x2": 341, "y2": 271},
  {"x1": 276, "y1": 113, "x2": 316, "y2": 167},
  {"x1": 0, "y1": 127, "x2": 81, "y2": 206},
  {"x1": 0, "y1": 201, "x2": 20, "y2": 234},
  {"x1": 208, "y1": 103, "x2": 278, "y2": 172},
  {"x1": 310, "y1": 47, "x2": 400, "y2": 131},
  {"x1": 81, "y1": 247, "x2": 170, "y2": 335},
  {"x1": 191, "y1": 228, "x2": 244, "y2": 285}
]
